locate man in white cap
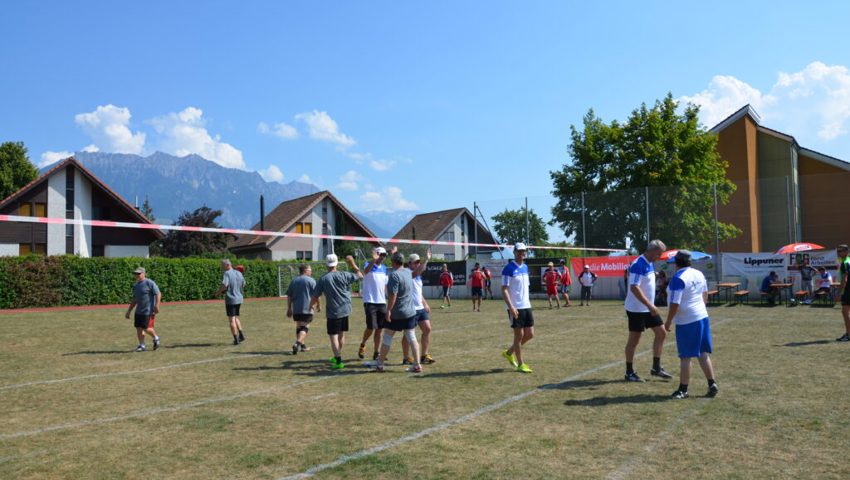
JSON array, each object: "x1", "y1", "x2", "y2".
[
  {"x1": 501, "y1": 242, "x2": 534, "y2": 373},
  {"x1": 370, "y1": 251, "x2": 422, "y2": 373},
  {"x1": 358, "y1": 246, "x2": 393, "y2": 360},
  {"x1": 312, "y1": 253, "x2": 363, "y2": 369},
  {"x1": 125, "y1": 267, "x2": 161, "y2": 352},
  {"x1": 401, "y1": 249, "x2": 435, "y2": 364}
]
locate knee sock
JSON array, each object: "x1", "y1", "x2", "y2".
[
  {"x1": 626, "y1": 362, "x2": 634, "y2": 374},
  {"x1": 678, "y1": 383, "x2": 688, "y2": 393},
  {"x1": 652, "y1": 357, "x2": 661, "y2": 370}
]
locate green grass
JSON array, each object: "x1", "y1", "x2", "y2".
[{"x1": 2, "y1": 298, "x2": 850, "y2": 479}]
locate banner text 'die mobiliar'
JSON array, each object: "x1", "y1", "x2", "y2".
[{"x1": 571, "y1": 256, "x2": 637, "y2": 278}]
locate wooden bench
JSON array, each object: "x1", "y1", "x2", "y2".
[
  {"x1": 706, "y1": 289, "x2": 720, "y2": 305},
  {"x1": 794, "y1": 290, "x2": 809, "y2": 304},
  {"x1": 733, "y1": 290, "x2": 750, "y2": 304},
  {"x1": 759, "y1": 291, "x2": 772, "y2": 305},
  {"x1": 815, "y1": 290, "x2": 834, "y2": 306}
]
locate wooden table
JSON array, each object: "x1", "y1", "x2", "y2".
[
  {"x1": 770, "y1": 283, "x2": 793, "y2": 304},
  {"x1": 716, "y1": 282, "x2": 741, "y2": 303}
]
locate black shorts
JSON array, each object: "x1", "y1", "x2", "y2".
[
  {"x1": 134, "y1": 313, "x2": 152, "y2": 329},
  {"x1": 508, "y1": 308, "x2": 535, "y2": 328},
  {"x1": 842, "y1": 289, "x2": 850, "y2": 306},
  {"x1": 627, "y1": 311, "x2": 663, "y2": 332},
  {"x1": 327, "y1": 316, "x2": 349, "y2": 335},
  {"x1": 226, "y1": 304, "x2": 241, "y2": 317},
  {"x1": 442, "y1": 286, "x2": 451, "y2": 297},
  {"x1": 471, "y1": 287, "x2": 483, "y2": 297},
  {"x1": 414, "y1": 309, "x2": 430, "y2": 323},
  {"x1": 386, "y1": 315, "x2": 417, "y2": 331},
  {"x1": 485, "y1": 279, "x2": 492, "y2": 288},
  {"x1": 293, "y1": 313, "x2": 313, "y2": 323},
  {"x1": 364, "y1": 303, "x2": 387, "y2": 330}
]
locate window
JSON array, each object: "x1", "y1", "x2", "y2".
[
  {"x1": 66, "y1": 224, "x2": 74, "y2": 237},
  {"x1": 34, "y1": 203, "x2": 46, "y2": 217},
  {"x1": 294, "y1": 222, "x2": 312, "y2": 234},
  {"x1": 19, "y1": 244, "x2": 31, "y2": 255},
  {"x1": 442, "y1": 231, "x2": 455, "y2": 241},
  {"x1": 19, "y1": 203, "x2": 32, "y2": 216},
  {"x1": 33, "y1": 244, "x2": 46, "y2": 255},
  {"x1": 296, "y1": 250, "x2": 313, "y2": 260}
]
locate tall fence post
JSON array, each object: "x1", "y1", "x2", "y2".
[
  {"x1": 713, "y1": 183, "x2": 721, "y2": 282},
  {"x1": 645, "y1": 186, "x2": 650, "y2": 245},
  {"x1": 581, "y1": 191, "x2": 586, "y2": 250},
  {"x1": 525, "y1": 197, "x2": 530, "y2": 245},
  {"x1": 785, "y1": 176, "x2": 793, "y2": 244},
  {"x1": 473, "y1": 201, "x2": 478, "y2": 260}
]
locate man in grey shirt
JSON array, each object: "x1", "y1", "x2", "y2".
[
  {"x1": 286, "y1": 263, "x2": 318, "y2": 355},
  {"x1": 125, "y1": 266, "x2": 161, "y2": 352},
  {"x1": 312, "y1": 254, "x2": 363, "y2": 369},
  {"x1": 370, "y1": 252, "x2": 422, "y2": 373},
  {"x1": 216, "y1": 259, "x2": 246, "y2": 345}
]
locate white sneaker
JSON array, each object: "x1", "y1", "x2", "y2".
[{"x1": 135, "y1": 345, "x2": 146, "y2": 352}]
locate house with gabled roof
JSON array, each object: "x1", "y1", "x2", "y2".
[
  {"x1": 0, "y1": 157, "x2": 162, "y2": 257},
  {"x1": 390, "y1": 207, "x2": 499, "y2": 260},
  {"x1": 228, "y1": 190, "x2": 378, "y2": 261},
  {"x1": 712, "y1": 105, "x2": 850, "y2": 252}
]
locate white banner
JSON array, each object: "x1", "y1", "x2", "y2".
[{"x1": 721, "y1": 251, "x2": 838, "y2": 293}]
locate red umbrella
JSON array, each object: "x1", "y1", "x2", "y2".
[{"x1": 774, "y1": 242, "x2": 825, "y2": 255}]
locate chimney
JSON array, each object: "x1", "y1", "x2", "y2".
[{"x1": 260, "y1": 195, "x2": 265, "y2": 231}]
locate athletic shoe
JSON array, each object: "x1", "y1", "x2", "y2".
[
  {"x1": 421, "y1": 354, "x2": 435, "y2": 364},
  {"x1": 372, "y1": 351, "x2": 379, "y2": 361},
  {"x1": 402, "y1": 357, "x2": 414, "y2": 365},
  {"x1": 292, "y1": 343, "x2": 299, "y2": 355},
  {"x1": 299, "y1": 344, "x2": 310, "y2": 352},
  {"x1": 707, "y1": 383, "x2": 719, "y2": 398},
  {"x1": 330, "y1": 360, "x2": 345, "y2": 370},
  {"x1": 516, "y1": 363, "x2": 533, "y2": 373},
  {"x1": 671, "y1": 390, "x2": 689, "y2": 399},
  {"x1": 328, "y1": 357, "x2": 337, "y2": 364},
  {"x1": 440, "y1": 305, "x2": 446, "y2": 309},
  {"x1": 369, "y1": 363, "x2": 385, "y2": 372},
  {"x1": 358, "y1": 344, "x2": 366, "y2": 359},
  {"x1": 135, "y1": 345, "x2": 146, "y2": 352},
  {"x1": 650, "y1": 367, "x2": 673, "y2": 380},
  {"x1": 406, "y1": 365, "x2": 423, "y2": 373},
  {"x1": 836, "y1": 333, "x2": 850, "y2": 342},
  {"x1": 153, "y1": 338, "x2": 160, "y2": 350},
  {"x1": 502, "y1": 350, "x2": 518, "y2": 368},
  {"x1": 624, "y1": 372, "x2": 644, "y2": 382},
  {"x1": 238, "y1": 331, "x2": 246, "y2": 342},
  {"x1": 233, "y1": 339, "x2": 239, "y2": 346}
]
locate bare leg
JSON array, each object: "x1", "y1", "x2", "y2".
[
  {"x1": 420, "y1": 320, "x2": 432, "y2": 356},
  {"x1": 401, "y1": 335, "x2": 410, "y2": 358},
  {"x1": 136, "y1": 328, "x2": 145, "y2": 345},
  {"x1": 338, "y1": 332, "x2": 345, "y2": 353},
  {"x1": 145, "y1": 327, "x2": 158, "y2": 339},
  {"x1": 650, "y1": 325, "x2": 667, "y2": 359},
  {"x1": 296, "y1": 321, "x2": 309, "y2": 344},
  {"x1": 329, "y1": 334, "x2": 341, "y2": 357},
  {"x1": 406, "y1": 329, "x2": 421, "y2": 368},
  {"x1": 697, "y1": 352, "x2": 715, "y2": 381},
  {"x1": 679, "y1": 357, "x2": 692, "y2": 386},
  {"x1": 843, "y1": 305, "x2": 850, "y2": 334},
  {"x1": 229, "y1": 317, "x2": 239, "y2": 336},
  {"x1": 625, "y1": 331, "x2": 642, "y2": 363},
  {"x1": 373, "y1": 328, "x2": 382, "y2": 355},
  {"x1": 378, "y1": 330, "x2": 395, "y2": 361},
  {"x1": 508, "y1": 328, "x2": 525, "y2": 365}
]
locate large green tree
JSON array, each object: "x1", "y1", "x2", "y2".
[
  {"x1": 549, "y1": 94, "x2": 739, "y2": 251},
  {"x1": 492, "y1": 207, "x2": 549, "y2": 246},
  {"x1": 158, "y1": 206, "x2": 230, "y2": 257},
  {"x1": 0, "y1": 142, "x2": 39, "y2": 200}
]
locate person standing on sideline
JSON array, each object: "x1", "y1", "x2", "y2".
[
  {"x1": 836, "y1": 245, "x2": 850, "y2": 342},
  {"x1": 402, "y1": 250, "x2": 436, "y2": 364},
  {"x1": 439, "y1": 264, "x2": 454, "y2": 308},
  {"x1": 500, "y1": 243, "x2": 534, "y2": 373},
  {"x1": 483, "y1": 265, "x2": 493, "y2": 299},
  {"x1": 286, "y1": 264, "x2": 317, "y2": 355},
  {"x1": 664, "y1": 250, "x2": 719, "y2": 399},
  {"x1": 371, "y1": 252, "x2": 422, "y2": 373},
  {"x1": 312, "y1": 254, "x2": 363, "y2": 369},
  {"x1": 543, "y1": 262, "x2": 561, "y2": 309},
  {"x1": 125, "y1": 267, "x2": 161, "y2": 352},
  {"x1": 215, "y1": 259, "x2": 246, "y2": 345},
  {"x1": 470, "y1": 263, "x2": 485, "y2": 312},
  {"x1": 556, "y1": 259, "x2": 572, "y2": 307},
  {"x1": 578, "y1": 265, "x2": 597, "y2": 306},
  {"x1": 624, "y1": 239, "x2": 673, "y2": 382},
  {"x1": 358, "y1": 246, "x2": 391, "y2": 360},
  {"x1": 800, "y1": 257, "x2": 817, "y2": 304}
]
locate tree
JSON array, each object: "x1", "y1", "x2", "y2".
[
  {"x1": 549, "y1": 94, "x2": 739, "y2": 251},
  {"x1": 492, "y1": 207, "x2": 549, "y2": 246},
  {"x1": 140, "y1": 196, "x2": 155, "y2": 222},
  {"x1": 158, "y1": 205, "x2": 230, "y2": 257},
  {"x1": 0, "y1": 142, "x2": 39, "y2": 200}
]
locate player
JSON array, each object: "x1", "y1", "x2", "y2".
[
  {"x1": 370, "y1": 252, "x2": 422, "y2": 373},
  {"x1": 556, "y1": 259, "x2": 572, "y2": 307},
  {"x1": 286, "y1": 263, "x2": 317, "y2": 354},
  {"x1": 312, "y1": 254, "x2": 363, "y2": 369},
  {"x1": 402, "y1": 250, "x2": 436, "y2": 364},
  {"x1": 470, "y1": 263, "x2": 485, "y2": 312},
  {"x1": 124, "y1": 266, "x2": 161, "y2": 352},
  {"x1": 358, "y1": 246, "x2": 391, "y2": 360},
  {"x1": 543, "y1": 262, "x2": 561, "y2": 309},
  {"x1": 482, "y1": 265, "x2": 493, "y2": 299},
  {"x1": 215, "y1": 259, "x2": 246, "y2": 345},
  {"x1": 501, "y1": 243, "x2": 534, "y2": 373},
  {"x1": 439, "y1": 264, "x2": 454, "y2": 308},
  {"x1": 836, "y1": 245, "x2": 850, "y2": 342}
]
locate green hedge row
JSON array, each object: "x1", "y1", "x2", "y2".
[{"x1": 0, "y1": 256, "x2": 346, "y2": 309}]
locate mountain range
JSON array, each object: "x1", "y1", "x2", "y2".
[{"x1": 47, "y1": 151, "x2": 417, "y2": 236}]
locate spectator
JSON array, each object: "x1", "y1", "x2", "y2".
[
  {"x1": 655, "y1": 270, "x2": 668, "y2": 307},
  {"x1": 800, "y1": 258, "x2": 817, "y2": 304},
  {"x1": 760, "y1": 271, "x2": 780, "y2": 306},
  {"x1": 556, "y1": 259, "x2": 572, "y2": 307},
  {"x1": 543, "y1": 262, "x2": 561, "y2": 309},
  {"x1": 578, "y1": 265, "x2": 597, "y2": 306}
]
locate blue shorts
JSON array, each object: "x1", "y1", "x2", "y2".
[
  {"x1": 387, "y1": 316, "x2": 417, "y2": 331},
  {"x1": 414, "y1": 309, "x2": 430, "y2": 323},
  {"x1": 675, "y1": 318, "x2": 713, "y2": 358}
]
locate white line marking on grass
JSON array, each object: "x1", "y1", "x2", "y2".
[
  {"x1": 308, "y1": 392, "x2": 338, "y2": 401},
  {"x1": 277, "y1": 317, "x2": 734, "y2": 480}
]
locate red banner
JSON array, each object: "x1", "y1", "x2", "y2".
[{"x1": 571, "y1": 256, "x2": 637, "y2": 278}]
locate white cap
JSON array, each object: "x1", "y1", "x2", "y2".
[
  {"x1": 375, "y1": 246, "x2": 387, "y2": 255},
  {"x1": 408, "y1": 253, "x2": 421, "y2": 263},
  {"x1": 514, "y1": 242, "x2": 528, "y2": 251},
  {"x1": 326, "y1": 254, "x2": 339, "y2": 267}
]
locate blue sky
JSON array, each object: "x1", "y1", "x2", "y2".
[{"x1": 2, "y1": 1, "x2": 849, "y2": 240}]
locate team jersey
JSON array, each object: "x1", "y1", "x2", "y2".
[
  {"x1": 470, "y1": 270, "x2": 485, "y2": 288},
  {"x1": 556, "y1": 266, "x2": 571, "y2": 285},
  {"x1": 624, "y1": 255, "x2": 656, "y2": 313},
  {"x1": 412, "y1": 275, "x2": 424, "y2": 310},
  {"x1": 439, "y1": 271, "x2": 454, "y2": 287},
  {"x1": 666, "y1": 267, "x2": 708, "y2": 325},
  {"x1": 543, "y1": 269, "x2": 559, "y2": 287},
  {"x1": 361, "y1": 261, "x2": 388, "y2": 304},
  {"x1": 501, "y1": 260, "x2": 531, "y2": 309},
  {"x1": 841, "y1": 257, "x2": 850, "y2": 288},
  {"x1": 819, "y1": 272, "x2": 833, "y2": 289}
]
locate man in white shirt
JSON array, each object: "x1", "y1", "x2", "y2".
[
  {"x1": 664, "y1": 250, "x2": 718, "y2": 399},
  {"x1": 358, "y1": 246, "x2": 391, "y2": 361},
  {"x1": 623, "y1": 239, "x2": 672, "y2": 382},
  {"x1": 500, "y1": 243, "x2": 534, "y2": 373}
]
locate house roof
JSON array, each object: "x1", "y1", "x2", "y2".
[
  {"x1": 0, "y1": 157, "x2": 163, "y2": 238},
  {"x1": 391, "y1": 207, "x2": 498, "y2": 248},
  {"x1": 228, "y1": 190, "x2": 378, "y2": 250}
]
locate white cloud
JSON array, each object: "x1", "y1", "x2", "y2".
[
  {"x1": 337, "y1": 170, "x2": 363, "y2": 191},
  {"x1": 39, "y1": 150, "x2": 73, "y2": 168},
  {"x1": 259, "y1": 164, "x2": 285, "y2": 183},
  {"x1": 359, "y1": 186, "x2": 418, "y2": 212},
  {"x1": 81, "y1": 144, "x2": 99, "y2": 153},
  {"x1": 298, "y1": 174, "x2": 313, "y2": 184},
  {"x1": 369, "y1": 159, "x2": 396, "y2": 171},
  {"x1": 295, "y1": 110, "x2": 356, "y2": 148},
  {"x1": 74, "y1": 104, "x2": 146, "y2": 154},
  {"x1": 258, "y1": 121, "x2": 298, "y2": 140},
  {"x1": 682, "y1": 61, "x2": 850, "y2": 144},
  {"x1": 149, "y1": 107, "x2": 245, "y2": 169}
]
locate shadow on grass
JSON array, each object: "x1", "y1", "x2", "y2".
[
  {"x1": 163, "y1": 343, "x2": 217, "y2": 349},
  {"x1": 780, "y1": 339, "x2": 833, "y2": 347},
  {"x1": 231, "y1": 350, "x2": 287, "y2": 356},
  {"x1": 539, "y1": 379, "x2": 627, "y2": 390},
  {"x1": 232, "y1": 358, "x2": 330, "y2": 371},
  {"x1": 412, "y1": 368, "x2": 506, "y2": 379},
  {"x1": 563, "y1": 393, "x2": 669, "y2": 406},
  {"x1": 62, "y1": 349, "x2": 132, "y2": 356}
]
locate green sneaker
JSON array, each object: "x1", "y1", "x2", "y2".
[
  {"x1": 517, "y1": 363, "x2": 533, "y2": 373},
  {"x1": 330, "y1": 361, "x2": 345, "y2": 370},
  {"x1": 502, "y1": 350, "x2": 518, "y2": 368}
]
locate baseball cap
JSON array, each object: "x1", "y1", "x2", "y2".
[
  {"x1": 674, "y1": 249, "x2": 692, "y2": 263},
  {"x1": 408, "y1": 253, "x2": 421, "y2": 263},
  {"x1": 547, "y1": 261, "x2": 554, "y2": 267},
  {"x1": 514, "y1": 242, "x2": 527, "y2": 251},
  {"x1": 583, "y1": 265, "x2": 589, "y2": 269},
  {"x1": 326, "y1": 254, "x2": 339, "y2": 267},
  {"x1": 133, "y1": 266, "x2": 145, "y2": 274},
  {"x1": 375, "y1": 246, "x2": 388, "y2": 256},
  {"x1": 559, "y1": 259, "x2": 566, "y2": 264}
]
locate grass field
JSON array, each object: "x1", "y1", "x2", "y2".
[{"x1": 2, "y1": 296, "x2": 850, "y2": 479}]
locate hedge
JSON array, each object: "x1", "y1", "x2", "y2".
[{"x1": 0, "y1": 255, "x2": 349, "y2": 309}]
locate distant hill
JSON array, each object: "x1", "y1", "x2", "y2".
[{"x1": 51, "y1": 151, "x2": 319, "y2": 228}]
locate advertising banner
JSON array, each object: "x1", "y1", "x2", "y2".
[
  {"x1": 571, "y1": 256, "x2": 638, "y2": 278},
  {"x1": 422, "y1": 261, "x2": 467, "y2": 286}
]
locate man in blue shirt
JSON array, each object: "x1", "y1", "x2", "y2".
[
  {"x1": 216, "y1": 259, "x2": 246, "y2": 345},
  {"x1": 501, "y1": 243, "x2": 534, "y2": 373},
  {"x1": 760, "y1": 271, "x2": 780, "y2": 306},
  {"x1": 125, "y1": 266, "x2": 161, "y2": 352}
]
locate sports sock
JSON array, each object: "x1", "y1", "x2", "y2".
[
  {"x1": 154, "y1": 336, "x2": 159, "y2": 341},
  {"x1": 678, "y1": 383, "x2": 688, "y2": 393},
  {"x1": 708, "y1": 378, "x2": 716, "y2": 387},
  {"x1": 233, "y1": 334, "x2": 239, "y2": 342},
  {"x1": 626, "y1": 362, "x2": 634, "y2": 374},
  {"x1": 334, "y1": 356, "x2": 342, "y2": 364},
  {"x1": 652, "y1": 357, "x2": 661, "y2": 370}
]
